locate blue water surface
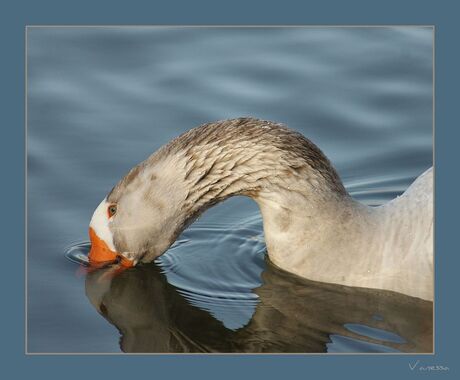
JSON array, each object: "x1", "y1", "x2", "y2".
[{"x1": 27, "y1": 27, "x2": 433, "y2": 353}]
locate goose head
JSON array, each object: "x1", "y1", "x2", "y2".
[{"x1": 88, "y1": 158, "x2": 191, "y2": 267}]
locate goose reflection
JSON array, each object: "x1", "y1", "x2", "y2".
[{"x1": 85, "y1": 260, "x2": 432, "y2": 353}]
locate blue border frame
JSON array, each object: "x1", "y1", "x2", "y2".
[{"x1": 1, "y1": 0, "x2": 458, "y2": 378}]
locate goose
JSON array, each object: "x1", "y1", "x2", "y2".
[{"x1": 88, "y1": 118, "x2": 433, "y2": 301}]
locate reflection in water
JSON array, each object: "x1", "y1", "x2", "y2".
[{"x1": 85, "y1": 259, "x2": 432, "y2": 353}]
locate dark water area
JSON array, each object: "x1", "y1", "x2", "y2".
[{"x1": 27, "y1": 27, "x2": 433, "y2": 353}]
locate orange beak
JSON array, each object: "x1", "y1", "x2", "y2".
[{"x1": 88, "y1": 227, "x2": 134, "y2": 268}]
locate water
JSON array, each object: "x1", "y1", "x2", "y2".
[{"x1": 27, "y1": 27, "x2": 433, "y2": 353}]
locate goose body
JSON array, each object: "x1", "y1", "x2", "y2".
[{"x1": 89, "y1": 118, "x2": 433, "y2": 301}]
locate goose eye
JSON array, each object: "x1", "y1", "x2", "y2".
[{"x1": 107, "y1": 204, "x2": 117, "y2": 218}]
